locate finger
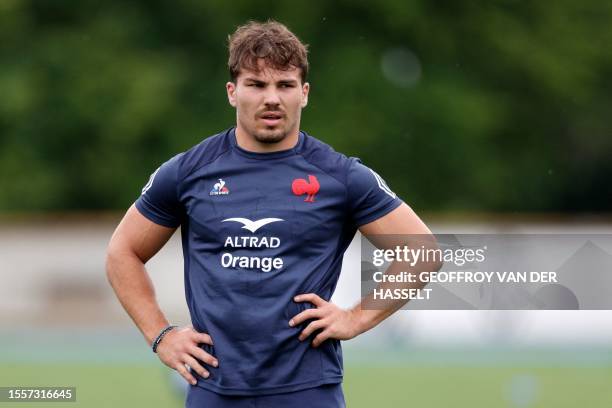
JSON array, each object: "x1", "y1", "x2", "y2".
[
  {"x1": 289, "y1": 308, "x2": 324, "y2": 327},
  {"x1": 175, "y1": 363, "x2": 197, "y2": 385},
  {"x1": 189, "y1": 345, "x2": 219, "y2": 368},
  {"x1": 299, "y1": 319, "x2": 326, "y2": 341},
  {"x1": 183, "y1": 354, "x2": 210, "y2": 379},
  {"x1": 193, "y1": 331, "x2": 214, "y2": 346},
  {"x1": 294, "y1": 293, "x2": 326, "y2": 307},
  {"x1": 312, "y1": 329, "x2": 332, "y2": 348}
]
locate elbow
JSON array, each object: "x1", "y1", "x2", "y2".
[
  {"x1": 431, "y1": 258, "x2": 444, "y2": 273},
  {"x1": 105, "y1": 239, "x2": 128, "y2": 287},
  {"x1": 105, "y1": 238, "x2": 146, "y2": 288},
  {"x1": 420, "y1": 232, "x2": 443, "y2": 274},
  {"x1": 105, "y1": 244, "x2": 119, "y2": 286},
  {"x1": 430, "y1": 234, "x2": 444, "y2": 272}
]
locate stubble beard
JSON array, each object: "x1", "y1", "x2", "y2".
[{"x1": 252, "y1": 127, "x2": 289, "y2": 144}]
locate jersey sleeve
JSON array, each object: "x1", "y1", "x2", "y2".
[
  {"x1": 134, "y1": 153, "x2": 184, "y2": 228},
  {"x1": 346, "y1": 158, "x2": 404, "y2": 227}
]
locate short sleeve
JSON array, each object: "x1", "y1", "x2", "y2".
[
  {"x1": 347, "y1": 158, "x2": 403, "y2": 227},
  {"x1": 134, "y1": 154, "x2": 184, "y2": 228}
]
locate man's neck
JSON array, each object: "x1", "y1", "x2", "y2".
[{"x1": 235, "y1": 125, "x2": 300, "y2": 153}]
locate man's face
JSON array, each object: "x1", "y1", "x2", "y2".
[{"x1": 226, "y1": 60, "x2": 309, "y2": 144}]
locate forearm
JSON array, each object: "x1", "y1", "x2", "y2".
[
  {"x1": 349, "y1": 296, "x2": 411, "y2": 337},
  {"x1": 106, "y1": 250, "x2": 169, "y2": 345},
  {"x1": 349, "y1": 256, "x2": 439, "y2": 336}
]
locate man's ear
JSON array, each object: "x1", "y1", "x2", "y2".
[
  {"x1": 226, "y1": 82, "x2": 237, "y2": 107},
  {"x1": 301, "y1": 82, "x2": 310, "y2": 108}
]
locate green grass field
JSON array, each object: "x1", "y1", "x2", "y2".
[{"x1": 2, "y1": 363, "x2": 612, "y2": 407}]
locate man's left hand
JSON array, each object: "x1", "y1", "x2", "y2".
[{"x1": 289, "y1": 293, "x2": 362, "y2": 347}]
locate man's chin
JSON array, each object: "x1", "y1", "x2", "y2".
[{"x1": 253, "y1": 129, "x2": 287, "y2": 144}]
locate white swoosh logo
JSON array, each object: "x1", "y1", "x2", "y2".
[{"x1": 222, "y1": 217, "x2": 284, "y2": 233}]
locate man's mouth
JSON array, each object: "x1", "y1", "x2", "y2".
[{"x1": 259, "y1": 112, "x2": 284, "y2": 126}]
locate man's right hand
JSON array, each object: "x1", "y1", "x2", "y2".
[{"x1": 155, "y1": 326, "x2": 218, "y2": 385}]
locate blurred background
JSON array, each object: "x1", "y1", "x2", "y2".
[{"x1": 1, "y1": 0, "x2": 611, "y2": 406}]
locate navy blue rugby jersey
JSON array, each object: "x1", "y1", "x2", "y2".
[{"x1": 135, "y1": 127, "x2": 403, "y2": 396}]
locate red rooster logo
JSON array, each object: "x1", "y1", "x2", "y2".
[{"x1": 292, "y1": 174, "x2": 320, "y2": 202}]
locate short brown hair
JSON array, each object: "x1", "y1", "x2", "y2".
[{"x1": 228, "y1": 20, "x2": 309, "y2": 83}]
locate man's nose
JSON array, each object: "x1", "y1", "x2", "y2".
[{"x1": 263, "y1": 87, "x2": 281, "y2": 106}]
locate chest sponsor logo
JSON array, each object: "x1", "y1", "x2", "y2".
[
  {"x1": 210, "y1": 178, "x2": 230, "y2": 196},
  {"x1": 220, "y1": 217, "x2": 285, "y2": 272},
  {"x1": 222, "y1": 217, "x2": 283, "y2": 233},
  {"x1": 292, "y1": 174, "x2": 319, "y2": 202}
]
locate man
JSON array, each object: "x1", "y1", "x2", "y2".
[{"x1": 106, "y1": 20, "x2": 435, "y2": 407}]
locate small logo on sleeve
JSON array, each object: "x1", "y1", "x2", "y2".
[
  {"x1": 210, "y1": 178, "x2": 230, "y2": 196},
  {"x1": 141, "y1": 167, "x2": 160, "y2": 195},
  {"x1": 292, "y1": 174, "x2": 319, "y2": 202},
  {"x1": 369, "y1": 169, "x2": 396, "y2": 199}
]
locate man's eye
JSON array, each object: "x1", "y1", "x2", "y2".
[{"x1": 280, "y1": 84, "x2": 294, "y2": 88}]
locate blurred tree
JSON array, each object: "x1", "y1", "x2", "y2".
[{"x1": 0, "y1": 0, "x2": 610, "y2": 212}]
